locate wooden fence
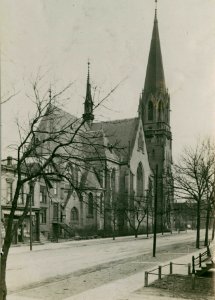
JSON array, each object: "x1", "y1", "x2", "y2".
[{"x1": 144, "y1": 262, "x2": 191, "y2": 287}]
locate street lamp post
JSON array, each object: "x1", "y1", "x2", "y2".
[{"x1": 145, "y1": 189, "x2": 149, "y2": 238}]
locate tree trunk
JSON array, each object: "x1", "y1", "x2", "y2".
[
  {"x1": 0, "y1": 253, "x2": 7, "y2": 300},
  {"x1": 196, "y1": 200, "x2": 201, "y2": 249},
  {"x1": 212, "y1": 216, "x2": 215, "y2": 241},
  {"x1": 204, "y1": 203, "x2": 210, "y2": 246}
]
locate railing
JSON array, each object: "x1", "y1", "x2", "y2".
[
  {"x1": 192, "y1": 245, "x2": 210, "y2": 274},
  {"x1": 144, "y1": 262, "x2": 191, "y2": 287}
]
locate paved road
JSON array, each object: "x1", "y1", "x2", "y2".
[{"x1": 7, "y1": 231, "x2": 196, "y2": 292}]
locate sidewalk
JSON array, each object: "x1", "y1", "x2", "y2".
[
  {"x1": 63, "y1": 250, "x2": 199, "y2": 300},
  {"x1": 8, "y1": 231, "x2": 186, "y2": 255},
  {"x1": 8, "y1": 248, "x2": 201, "y2": 300}
]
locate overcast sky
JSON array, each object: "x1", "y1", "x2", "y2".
[{"x1": 1, "y1": 0, "x2": 215, "y2": 160}]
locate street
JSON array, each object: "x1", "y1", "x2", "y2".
[{"x1": 6, "y1": 231, "x2": 198, "y2": 299}]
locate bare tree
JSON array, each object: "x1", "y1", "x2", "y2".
[
  {"x1": 174, "y1": 139, "x2": 215, "y2": 249},
  {"x1": 0, "y1": 76, "x2": 120, "y2": 300},
  {"x1": 124, "y1": 193, "x2": 149, "y2": 238}
]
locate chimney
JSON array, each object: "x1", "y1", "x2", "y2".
[{"x1": 7, "y1": 156, "x2": 13, "y2": 166}]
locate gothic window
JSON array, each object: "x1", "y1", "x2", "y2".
[
  {"x1": 158, "y1": 101, "x2": 163, "y2": 121},
  {"x1": 60, "y1": 187, "x2": 64, "y2": 199},
  {"x1": 66, "y1": 163, "x2": 74, "y2": 183},
  {"x1": 138, "y1": 132, "x2": 144, "y2": 153},
  {"x1": 148, "y1": 101, "x2": 154, "y2": 121},
  {"x1": 71, "y1": 207, "x2": 79, "y2": 222},
  {"x1": 136, "y1": 163, "x2": 144, "y2": 197},
  {"x1": 111, "y1": 168, "x2": 116, "y2": 202},
  {"x1": 100, "y1": 194, "x2": 103, "y2": 214},
  {"x1": 88, "y1": 193, "x2": 94, "y2": 216},
  {"x1": 111, "y1": 169, "x2": 116, "y2": 192},
  {"x1": 166, "y1": 101, "x2": 170, "y2": 123},
  {"x1": 99, "y1": 170, "x2": 104, "y2": 187}
]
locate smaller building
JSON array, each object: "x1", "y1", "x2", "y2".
[{"x1": 1, "y1": 157, "x2": 40, "y2": 244}]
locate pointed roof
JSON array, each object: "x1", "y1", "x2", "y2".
[
  {"x1": 83, "y1": 61, "x2": 94, "y2": 123},
  {"x1": 85, "y1": 61, "x2": 93, "y2": 105},
  {"x1": 144, "y1": 9, "x2": 166, "y2": 94}
]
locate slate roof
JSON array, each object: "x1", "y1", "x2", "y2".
[
  {"x1": 92, "y1": 118, "x2": 139, "y2": 162},
  {"x1": 35, "y1": 105, "x2": 87, "y2": 157},
  {"x1": 144, "y1": 11, "x2": 166, "y2": 94},
  {"x1": 34, "y1": 105, "x2": 139, "y2": 164}
]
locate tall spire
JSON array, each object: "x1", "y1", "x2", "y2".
[
  {"x1": 143, "y1": 1, "x2": 166, "y2": 94},
  {"x1": 86, "y1": 61, "x2": 93, "y2": 104},
  {"x1": 83, "y1": 61, "x2": 94, "y2": 125}
]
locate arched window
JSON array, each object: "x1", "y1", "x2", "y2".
[
  {"x1": 158, "y1": 101, "x2": 163, "y2": 121},
  {"x1": 148, "y1": 101, "x2": 154, "y2": 121},
  {"x1": 88, "y1": 193, "x2": 94, "y2": 216},
  {"x1": 71, "y1": 207, "x2": 79, "y2": 222},
  {"x1": 136, "y1": 163, "x2": 144, "y2": 197},
  {"x1": 111, "y1": 169, "x2": 116, "y2": 201},
  {"x1": 111, "y1": 169, "x2": 116, "y2": 192},
  {"x1": 138, "y1": 132, "x2": 144, "y2": 152},
  {"x1": 66, "y1": 163, "x2": 74, "y2": 183},
  {"x1": 100, "y1": 194, "x2": 103, "y2": 214},
  {"x1": 166, "y1": 101, "x2": 169, "y2": 123}
]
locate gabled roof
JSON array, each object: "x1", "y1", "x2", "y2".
[
  {"x1": 92, "y1": 118, "x2": 139, "y2": 162},
  {"x1": 34, "y1": 104, "x2": 140, "y2": 164},
  {"x1": 79, "y1": 167, "x2": 102, "y2": 190},
  {"x1": 35, "y1": 105, "x2": 87, "y2": 157}
]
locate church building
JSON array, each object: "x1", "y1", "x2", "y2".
[
  {"x1": 1, "y1": 5, "x2": 173, "y2": 242},
  {"x1": 52, "y1": 5, "x2": 174, "y2": 237}
]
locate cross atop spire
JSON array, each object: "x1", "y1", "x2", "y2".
[
  {"x1": 155, "y1": 0, "x2": 158, "y2": 21},
  {"x1": 87, "y1": 60, "x2": 90, "y2": 83}
]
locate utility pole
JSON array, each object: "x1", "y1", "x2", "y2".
[
  {"x1": 29, "y1": 181, "x2": 34, "y2": 251},
  {"x1": 153, "y1": 165, "x2": 158, "y2": 257}
]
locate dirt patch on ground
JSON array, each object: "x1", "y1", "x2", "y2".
[{"x1": 141, "y1": 273, "x2": 215, "y2": 299}]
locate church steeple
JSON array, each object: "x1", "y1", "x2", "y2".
[
  {"x1": 83, "y1": 61, "x2": 94, "y2": 126},
  {"x1": 143, "y1": 3, "x2": 166, "y2": 94}
]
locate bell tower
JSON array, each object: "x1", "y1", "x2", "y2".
[{"x1": 140, "y1": 1, "x2": 173, "y2": 231}]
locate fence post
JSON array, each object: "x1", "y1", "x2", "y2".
[
  {"x1": 170, "y1": 262, "x2": 173, "y2": 275},
  {"x1": 199, "y1": 253, "x2": 202, "y2": 267},
  {"x1": 191, "y1": 273, "x2": 195, "y2": 290},
  {"x1": 192, "y1": 256, "x2": 195, "y2": 274},
  {"x1": 207, "y1": 245, "x2": 210, "y2": 257},
  {"x1": 145, "y1": 271, "x2": 148, "y2": 287},
  {"x1": 158, "y1": 266, "x2": 162, "y2": 280},
  {"x1": 188, "y1": 263, "x2": 191, "y2": 275}
]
